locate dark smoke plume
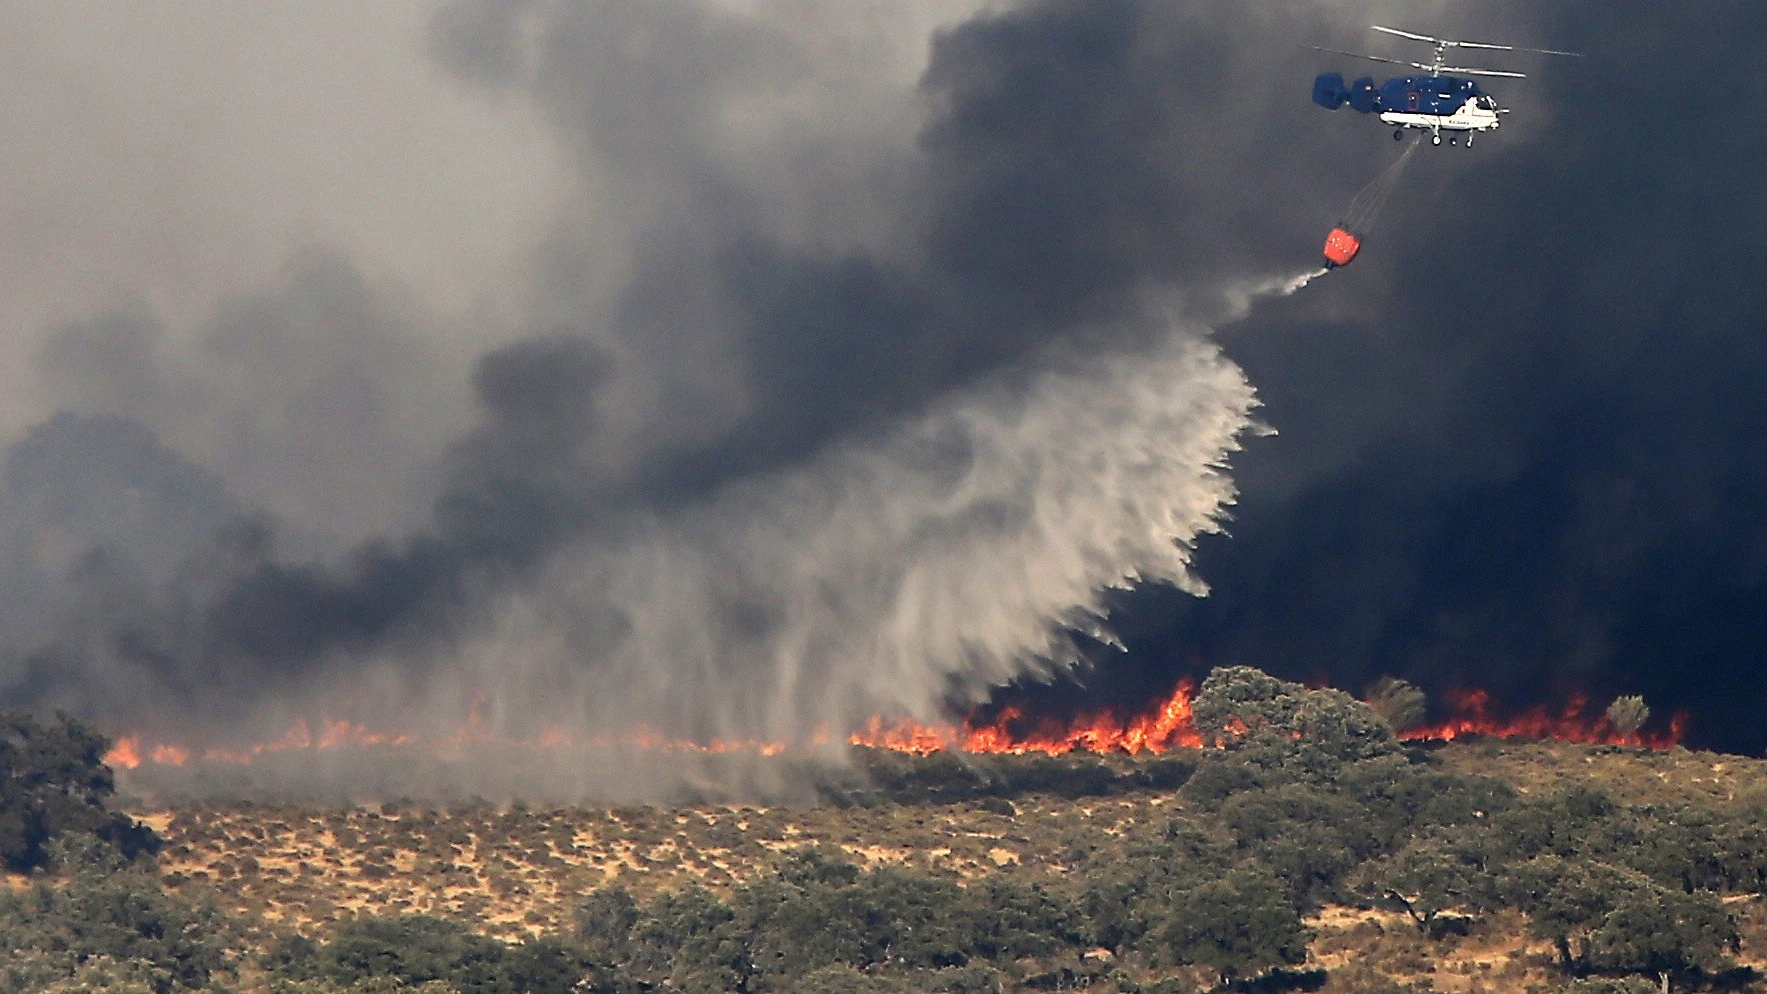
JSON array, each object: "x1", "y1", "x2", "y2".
[
  {"x1": 0, "y1": 0, "x2": 1335, "y2": 785},
  {"x1": 7, "y1": 0, "x2": 1757, "y2": 792},
  {"x1": 1101, "y1": 0, "x2": 1767, "y2": 755}
]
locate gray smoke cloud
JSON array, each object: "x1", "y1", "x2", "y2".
[
  {"x1": 0, "y1": 0, "x2": 1428, "y2": 795},
  {"x1": 430, "y1": 327, "x2": 1258, "y2": 746},
  {"x1": 0, "y1": 1, "x2": 555, "y2": 444},
  {"x1": 1114, "y1": 0, "x2": 1767, "y2": 756},
  {"x1": 38, "y1": 250, "x2": 459, "y2": 546}
]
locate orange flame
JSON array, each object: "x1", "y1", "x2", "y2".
[
  {"x1": 849, "y1": 678, "x2": 1202, "y2": 756},
  {"x1": 103, "y1": 718, "x2": 421, "y2": 770},
  {"x1": 99, "y1": 678, "x2": 1687, "y2": 771},
  {"x1": 1398, "y1": 688, "x2": 1685, "y2": 750},
  {"x1": 103, "y1": 716, "x2": 791, "y2": 770},
  {"x1": 105, "y1": 735, "x2": 141, "y2": 770}
]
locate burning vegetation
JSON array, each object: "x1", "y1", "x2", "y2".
[
  {"x1": 1399, "y1": 688, "x2": 1685, "y2": 750},
  {"x1": 3, "y1": 664, "x2": 1760, "y2": 994},
  {"x1": 102, "y1": 672, "x2": 1683, "y2": 777}
]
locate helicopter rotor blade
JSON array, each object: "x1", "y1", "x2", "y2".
[
  {"x1": 1440, "y1": 66, "x2": 1527, "y2": 78},
  {"x1": 1308, "y1": 46, "x2": 1423, "y2": 69},
  {"x1": 1509, "y1": 45, "x2": 1583, "y2": 57},
  {"x1": 1450, "y1": 39, "x2": 1582, "y2": 57},
  {"x1": 1371, "y1": 25, "x2": 1440, "y2": 44},
  {"x1": 1372, "y1": 25, "x2": 1583, "y2": 58}
]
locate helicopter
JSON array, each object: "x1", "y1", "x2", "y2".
[{"x1": 1312, "y1": 25, "x2": 1581, "y2": 146}]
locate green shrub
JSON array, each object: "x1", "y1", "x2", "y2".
[
  {"x1": 273, "y1": 913, "x2": 641, "y2": 994},
  {"x1": 0, "y1": 863, "x2": 229, "y2": 994},
  {"x1": 1142, "y1": 867, "x2": 1309, "y2": 985},
  {"x1": 1586, "y1": 888, "x2": 1736, "y2": 992},
  {"x1": 0, "y1": 711, "x2": 159, "y2": 872}
]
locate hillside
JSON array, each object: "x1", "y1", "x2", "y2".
[
  {"x1": 139, "y1": 741, "x2": 1767, "y2": 929},
  {"x1": 112, "y1": 739, "x2": 1767, "y2": 994},
  {"x1": 9, "y1": 670, "x2": 1767, "y2": 994}
]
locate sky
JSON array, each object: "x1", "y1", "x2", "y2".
[
  {"x1": 1105, "y1": 0, "x2": 1767, "y2": 753},
  {"x1": 1, "y1": 0, "x2": 1764, "y2": 778}
]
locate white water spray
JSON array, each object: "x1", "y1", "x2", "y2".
[
  {"x1": 433, "y1": 274, "x2": 1327, "y2": 755},
  {"x1": 128, "y1": 271, "x2": 1323, "y2": 800},
  {"x1": 1281, "y1": 267, "x2": 1332, "y2": 295}
]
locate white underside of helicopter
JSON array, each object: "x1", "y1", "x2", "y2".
[{"x1": 1379, "y1": 99, "x2": 1502, "y2": 139}]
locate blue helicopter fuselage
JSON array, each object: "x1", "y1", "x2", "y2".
[
  {"x1": 1315, "y1": 72, "x2": 1487, "y2": 114},
  {"x1": 1314, "y1": 72, "x2": 1502, "y2": 138}
]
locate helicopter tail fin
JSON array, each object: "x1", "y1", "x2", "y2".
[{"x1": 1313, "y1": 72, "x2": 1349, "y2": 109}]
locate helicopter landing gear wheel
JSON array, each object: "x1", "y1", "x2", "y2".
[
  {"x1": 1431, "y1": 133, "x2": 1442, "y2": 146},
  {"x1": 1449, "y1": 135, "x2": 1458, "y2": 145},
  {"x1": 1466, "y1": 133, "x2": 1474, "y2": 147},
  {"x1": 1394, "y1": 129, "x2": 1405, "y2": 141}
]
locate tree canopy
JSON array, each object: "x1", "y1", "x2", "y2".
[{"x1": 0, "y1": 711, "x2": 157, "y2": 872}]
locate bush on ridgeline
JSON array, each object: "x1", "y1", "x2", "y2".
[
  {"x1": 1605, "y1": 695, "x2": 1652, "y2": 741},
  {"x1": 1185, "y1": 666, "x2": 1402, "y2": 799},
  {"x1": 0, "y1": 711, "x2": 159, "y2": 872},
  {"x1": 1190, "y1": 666, "x2": 1312, "y2": 746},
  {"x1": 1363, "y1": 676, "x2": 1429, "y2": 733}
]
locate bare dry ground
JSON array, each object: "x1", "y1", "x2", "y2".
[
  {"x1": 148, "y1": 793, "x2": 1164, "y2": 939},
  {"x1": 134, "y1": 740, "x2": 1767, "y2": 992},
  {"x1": 1433, "y1": 738, "x2": 1767, "y2": 808}
]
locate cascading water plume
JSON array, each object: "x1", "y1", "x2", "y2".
[
  {"x1": 410, "y1": 266, "x2": 1353, "y2": 787},
  {"x1": 440, "y1": 322, "x2": 1261, "y2": 760},
  {"x1": 109, "y1": 272, "x2": 1327, "y2": 801}
]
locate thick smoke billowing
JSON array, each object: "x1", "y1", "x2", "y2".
[
  {"x1": 0, "y1": 0, "x2": 1342, "y2": 787},
  {"x1": 1100, "y1": 0, "x2": 1767, "y2": 754},
  {"x1": 38, "y1": 250, "x2": 457, "y2": 543},
  {"x1": 6, "y1": 0, "x2": 1762, "y2": 791}
]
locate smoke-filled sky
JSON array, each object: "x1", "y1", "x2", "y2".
[
  {"x1": 1104, "y1": 0, "x2": 1767, "y2": 755},
  {"x1": 3, "y1": 0, "x2": 1765, "y2": 771}
]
